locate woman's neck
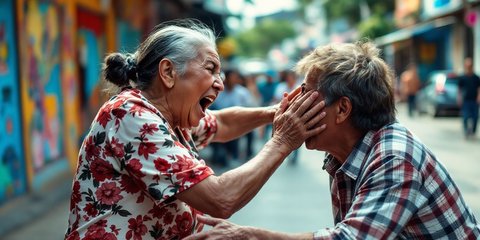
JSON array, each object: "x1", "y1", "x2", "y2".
[{"x1": 141, "y1": 90, "x2": 177, "y2": 128}]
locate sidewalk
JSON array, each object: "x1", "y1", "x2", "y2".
[{"x1": 0, "y1": 172, "x2": 73, "y2": 240}]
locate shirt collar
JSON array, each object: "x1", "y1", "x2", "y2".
[{"x1": 323, "y1": 130, "x2": 376, "y2": 180}]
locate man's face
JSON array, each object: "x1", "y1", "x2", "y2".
[{"x1": 301, "y1": 72, "x2": 337, "y2": 151}]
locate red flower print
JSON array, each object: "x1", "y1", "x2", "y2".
[
  {"x1": 110, "y1": 225, "x2": 120, "y2": 236},
  {"x1": 85, "y1": 220, "x2": 117, "y2": 240},
  {"x1": 173, "y1": 212, "x2": 193, "y2": 238},
  {"x1": 138, "y1": 140, "x2": 158, "y2": 160},
  {"x1": 70, "y1": 181, "x2": 81, "y2": 210},
  {"x1": 105, "y1": 137, "x2": 125, "y2": 158},
  {"x1": 83, "y1": 203, "x2": 98, "y2": 217},
  {"x1": 126, "y1": 158, "x2": 146, "y2": 178},
  {"x1": 140, "y1": 123, "x2": 159, "y2": 137},
  {"x1": 91, "y1": 158, "x2": 116, "y2": 182},
  {"x1": 163, "y1": 211, "x2": 174, "y2": 225},
  {"x1": 84, "y1": 229, "x2": 116, "y2": 240},
  {"x1": 154, "y1": 157, "x2": 171, "y2": 172},
  {"x1": 171, "y1": 155, "x2": 196, "y2": 173},
  {"x1": 126, "y1": 215, "x2": 148, "y2": 240},
  {"x1": 112, "y1": 108, "x2": 127, "y2": 119},
  {"x1": 97, "y1": 109, "x2": 112, "y2": 128},
  {"x1": 84, "y1": 136, "x2": 101, "y2": 161},
  {"x1": 95, "y1": 182, "x2": 123, "y2": 205},
  {"x1": 120, "y1": 174, "x2": 145, "y2": 194},
  {"x1": 148, "y1": 204, "x2": 168, "y2": 219},
  {"x1": 176, "y1": 170, "x2": 203, "y2": 187},
  {"x1": 65, "y1": 231, "x2": 80, "y2": 240},
  {"x1": 129, "y1": 104, "x2": 146, "y2": 117}
]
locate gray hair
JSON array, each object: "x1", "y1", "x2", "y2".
[
  {"x1": 102, "y1": 19, "x2": 217, "y2": 91},
  {"x1": 295, "y1": 41, "x2": 396, "y2": 131}
]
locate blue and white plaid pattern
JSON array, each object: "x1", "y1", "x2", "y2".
[{"x1": 314, "y1": 122, "x2": 480, "y2": 239}]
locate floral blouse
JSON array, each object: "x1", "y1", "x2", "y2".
[{"x1": 65, "y1": 88, "x2": 216, "y2": 240}]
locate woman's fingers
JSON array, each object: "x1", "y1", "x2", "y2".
[
  {"x1": 289, "y1": 91, "x2": 317, "y2": 113},
  {"x1": 306, "y1": 123, "x2": 327, "y2": 139},
  {"x1": 301, "y1": 100, "x2": 325, "y2": 123},
  {"x1": 196, "y1": 215, "x2": 221, "y2": 226},
  {"x1": 305, "y1": 111, "x2": 326, "y2": 130},
  {"x1": 286, "y1": 86, "x2": 302, "y2": 101}
]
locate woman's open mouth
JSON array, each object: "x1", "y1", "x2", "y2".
[{"x1": 199, "y1": 95, "x2": 215, "y2": 113}]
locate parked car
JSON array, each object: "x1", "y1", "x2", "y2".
[{"x1": 416, "y1": 70, "x2": 460, "y2": 117}]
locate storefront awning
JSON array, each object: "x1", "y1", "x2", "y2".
[{"x1": 375, "y1": 17, "x2": 457, "y2": 46}]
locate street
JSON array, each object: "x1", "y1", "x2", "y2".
[{"x1": 2, "y1": 103, "x2": 479, "y2": 239}]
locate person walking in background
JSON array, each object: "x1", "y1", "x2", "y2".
[
  {"x1": 458, "y1": 57, "x2": 480, "y2": 139},
  {"x1": 257, "y1": 70, "x2": 278, "y2": 141},
  {"x1": 400, "y1": 63, "x2": 420, "y2": 117},
  {"x1": 274, "y1": 70, "x2": 302, "y2": 165},
  {"x1": 185, "y1": 41, "x2": 480, "y2": 240},
  {"x1": 241, "y1": 73, "x2": 262, "y2": 160},
  {"x1": 210, "y1": 69, "x2": 254, "y2": 166}
]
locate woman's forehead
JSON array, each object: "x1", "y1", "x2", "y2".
[{"x1": 199, "y1": 45, "x2": 220, "y2": 62}]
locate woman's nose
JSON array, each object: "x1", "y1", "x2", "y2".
[{"x1": 213, "y1": 76, "x2": 224, "y2": 91}]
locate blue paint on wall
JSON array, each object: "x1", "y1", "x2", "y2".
[{"x1": 0, "y1": 0, "x2": 27, "y2": 204}]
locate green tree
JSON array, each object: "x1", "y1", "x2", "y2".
[
  {"x1": 233, "y1": 19, "x2": 295, "y2": 58},
  {"x1": 319, "y1": 0, "x2": 395, "y2": 40}
]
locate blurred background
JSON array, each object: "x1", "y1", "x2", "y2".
[{"x1": 0, "y1": 0, "x2": 479, "y2": 239}]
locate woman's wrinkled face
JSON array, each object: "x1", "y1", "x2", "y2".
[{"x1": 171, "y1": 45, "x2": 224, "y2": 128}]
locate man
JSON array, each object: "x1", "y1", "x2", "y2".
[
  {"x1": 458, "y1": 57, "x2": 480, "y2": 139},
  {"x1": 185, "y1": 42, "x2": 480, "y2": 239},
  {"x1": 210, "y1": 69, "x2": 254, "y2": 166},
  {"x1": 400, "y1": 63, "x2": 420, "y2": 117}
]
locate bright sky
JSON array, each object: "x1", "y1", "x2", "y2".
[{"x1": 227, "y1": 0, "x2": 297, "y2": 17}]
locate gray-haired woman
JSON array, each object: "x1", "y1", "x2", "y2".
[{"x1": 65, "y1": 19, "x2": 326, "y2": 239}]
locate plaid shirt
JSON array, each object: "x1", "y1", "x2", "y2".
[{"x1": 314, "y1": 122, "x2": 480, "y2": 239}]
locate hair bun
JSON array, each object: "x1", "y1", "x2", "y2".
[
  {"x1": 102, "y1": 53, "x2": 136, "y2": 87},
  {"x1": 125, "y1": 54, "x2": 138, "y2": 81}
]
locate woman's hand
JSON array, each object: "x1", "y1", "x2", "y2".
[
  {"x1": 184, "y1": 215, "x2": 253, "y2": 240},
  {"x1": 271, "y1": 90, "x2": 326, "y2": 153}
]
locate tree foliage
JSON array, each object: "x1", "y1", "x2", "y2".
[
  {"x1": 322, "y1": 0, "x2": 395, "y2": 39},
  {"x1": 233, "y1": 19, "x2": 295, "y2": 58}
]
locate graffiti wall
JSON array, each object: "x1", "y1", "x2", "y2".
[
  {"x1": 77, "y1": 8, "x2": 107, "y2": 136},
  {"x1": 0, "y1": 0, "x2": 27, "y2": 204},
  {"x1": 61, "y1": 1, "x2": 81, "y2": 171},
  {"x1": 18, "y1": 0, "x2": 69, "y2": 189}
]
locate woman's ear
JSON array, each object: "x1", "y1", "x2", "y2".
[
  {"x1": 335, "y1": 96, "x2": 352, "y2": 124},
  {"x1": 158, "y1": 59, "x2": 175, "y2": 88}
]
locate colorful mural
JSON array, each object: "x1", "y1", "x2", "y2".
[
  {"x1": 61, "y1": 1, "x2": 81, "y2": 171},
  {"x1": 77, "y1": 8, "x2": 107, "y2": 136},
  {"x1": 18, "y1": 0, "x2": 69, "y2": 189},
  {"x1": 0, "y1": 0, "x2": 27, "y2": 204}
]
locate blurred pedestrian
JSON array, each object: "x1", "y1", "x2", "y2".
[
  {"x1": 400, "y1": 63, "x2": 420, "y2": 117},
  {"x1": 65, "y1": 19, "x2": 327, "y2": 240},
  {"x1": 209, "y1": 69, "x2": 253, "y2": 166},
  {"x1": 457, "y1": 57, "x2": 480, "y2": 139},
  {"x1": 241, "y1": 73, "x2": 262, "y2": 159},
  {"x1": 185, "y1": 41, "x2": 480, "y2": 240},
  {"x1": 257, "y1": 70, "x2": 278, "y2": 140},
  {"x1": 274, "y1": 70, "x2": 302, "y2": 164}
]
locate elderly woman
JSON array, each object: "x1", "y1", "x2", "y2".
[{"x1": 65, "y1": 19, "x2": 326, "y2": 239}]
